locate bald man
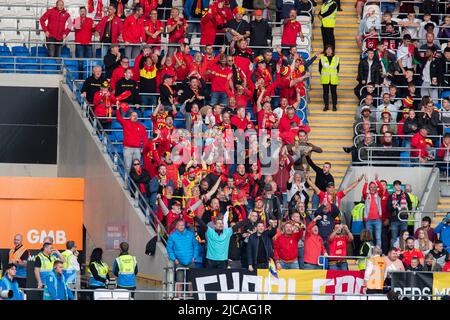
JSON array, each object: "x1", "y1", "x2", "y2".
[{"x1": 8, "y1": 234, "x2": 30, "y2": 288}]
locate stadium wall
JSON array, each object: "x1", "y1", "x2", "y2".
[{"x1": 57, "y1": 83, "x2": 169, "y2": 294}]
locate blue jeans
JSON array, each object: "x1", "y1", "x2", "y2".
[
  {"x1": 328, "y1": 261, "x2": 348, "y2": 270},
  {"x1": 75, "y1": 44, "x2": 93, "y2": 58},
  {"x1": 303, "y1": 263, "x2": 321, "y2": 270},
  {"x1": 311, "y1": 194, "x2": 320, "y2": 211},
  {"x1": 279, "y1": 261, "x2": 299, "y2": 269},
  {"x1": 390, "y1": 220, "x2": 408, "y2": 246},
  {"x1": 365, "y1": 219, "x2": 382, "y2": 248},
  {"x1": 210, "y1": 91, "x2": 228, "y2": 106},
  {"x1": 298, "y1": 245, "x2": 304, "y2": 269},
  {"x1": 380, "y1": 2, "x2": 396, "y2": 13}
]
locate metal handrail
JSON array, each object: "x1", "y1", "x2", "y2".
[
  {"x1": 359, "y1": 84, "x2": 450, "y2": 97},
  {"x1": 354, "y1": 121, "x2": 450, "y2": 135},
  {"x1": 353, "y1": 134, "x2": 443, "y2": 148},
  {"x1": 317, "y1": 255, "x2": 368, "y2": 270},
  {"x1": 64, "y1": 66, "x2": 168, "y2": 244},
  {"x1": 357, "y1": 146, "x2": 423, "y2": 164}
]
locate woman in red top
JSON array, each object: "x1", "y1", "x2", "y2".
[{"x1": 144, "y1": 10, "x2": 164, "y2": 51}]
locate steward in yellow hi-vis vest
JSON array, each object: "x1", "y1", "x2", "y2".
[
  {"x1": 319, "y1": 0, "x2": 337, "y2": 49},
  {"x1": 113, "y1": 242, "x2": 138, "y2": 289},
  {"x1": 319, "y1": 46, "x2": 340, "y2": 112}
]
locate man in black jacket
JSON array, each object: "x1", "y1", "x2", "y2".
[
  {"x1": 249, "y1": 10, "x2": 272, "y2": 57},
  {"x1": 305, "y1": 155, "x2": 334, "y2": 210},
  {"x1": 103, "y1": 44, "x2": 121, "y2": 79},
  {"x1": 387, "y1": 180, "x2": 412, "y2": 246},
  {"x1": 247, "y1": 220, "x2": 278, "y2": 271},
  {"x1": 81, "y1": 65, "x2": 106, "y2": 104},
  {"x1": 262, "y1": 184, "x2": 282, "y2": 222},
  {"x1": 159, "y1": 74, "x2": 179, "y2": 110},
  {"x1": 355, "y1": 49, "x2": 382, "y2": 100},
  {"x1": 179, "y1": 74, "x2": 208, "y2": 112}
]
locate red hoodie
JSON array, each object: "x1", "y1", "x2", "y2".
[
  {"x1": 122, "y1": 15, "x2": 146, "y2": 43},
  {"x1": 304, "y1": 221, "x2": 327, "y2": 265},
  {"x1": 231, "y1": 114, "x2": 254, "y2": 130},
  {"x1": 94, "y1": 15, "x2": 123, "y2": 43},
  {"x1": 40, "y1": 7, "x2": 71, "y2": 40},
  {"x1": 410, "y1": 132, "x2": 428, "y2": 159},
  {"x1": 116, "y1": 110, "x2": 148, "y2": 148},
  {"x1": 273, "y1": 230, "x2": 303, "y2": 262}
]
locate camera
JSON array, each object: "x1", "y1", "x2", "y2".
[{"x1": 1, "y1": 290, "x2": 13, "y2": 299}]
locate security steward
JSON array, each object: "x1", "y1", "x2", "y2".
[
  {"x1": 8, "y1": 234, "x2": 30, "y2": 288},
  {"x1": 43, "y1": 260, "x2": 74, "y2": 300},
  {"x1": 113, "y1": 242, "x2": 138, "y2": 297},
  {"x1": 363, "y1": 246, "x2": 386, "y2": 294},
  {"x1": 34, "y1": 242, "x2": 65, "y2": 292},
  {"x1": 319, "y1": 0, "x2": 337, "y2": 50},
  {"x1": 61, "y1": 240, "x2": 80, "y2": 288},
  {"x1": 319, "y1": 45, "x2": 340, "y2": 112}
]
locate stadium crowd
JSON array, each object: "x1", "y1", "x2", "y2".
[{"x1": 3, "y1": 0, "x2": 450, "y2": 300}]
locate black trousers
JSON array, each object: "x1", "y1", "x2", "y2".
[
  {"x1": 46, "y1": 37, "x2": 62, "y2": 57},
  {"x1": 206, "y1": 259, "x2": 228, "y2": 269},
  {"x1": 382, "y1": 224, "x2": 390, "y2": 255},
  {"x1": 322, "y1": 84, "x2": 338, "y2": 108},
  {"x1": 321, "y1": 26, "x2": 335, "y2": 50}
]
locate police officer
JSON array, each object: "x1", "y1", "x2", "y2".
[
  {"x1": 319, "y1": 0, "x2": 337, "y2": 50},
  {"x1": 319, "y1": 45, "x2": 340, "y2": 112},
  {"x1": 113, "y1": 242, "x2": 138, "y2": 296},
  {"x1": 34, "y1": 242, "x2": 64, "y2": 290},
  {"x1": 88, "y1": 248, "x2": 110, "y2": 300},
  {"x1": 8, "y1": 234, "x2": 30, "y2": 288},
  {"x1": 62, "y1": 240, "x2": 80, "y2": 288},
  {"x1": 43, "y1": 260, "x2": 74, "y2": 300},
  {"x1": 0, "y1": 264, "x2": 24, "y2": 300}
]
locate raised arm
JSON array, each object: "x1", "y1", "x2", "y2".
[
  {"x1": 306, "y1": 174, "x2": 321, "y2": 195},
  {"x1": 343, "y1": 174, "x2": 364, "y2": 194}
]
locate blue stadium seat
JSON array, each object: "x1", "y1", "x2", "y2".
[
  {"x1": 41, "y1": 58, "x2": 60, "y2": 74},
  {"x1": 0, "y1": 46, "x2": 11, "y2": 55},
  {"x1": 143, "y1": 108, "x2": 153, "y2": 118},
  {"x1": 31, "y1": 46, "x2": 49, "y2": 57},
  {"x1": 142, "y1": 119, "x2": 153, "y2": 131},
  {"x1": 300, "y1": 51, "x2": 309, "y2": 60},
  {"x1": 111, "y1": 121, "x2": 123, "y2": 142},
  {"x1": 95, "y1": 48, "x2": 102, "y2": 58},
  {"x1": 17, "y1": 57, "x2": 38, "y2": 73},
  {"x1": 83, "y1": 59, "x2": 103, "y2": 79},
  {"x1": 0, "y1": 56, "x2": 14, "y2": 72},
  {"x1": 61, "y1": 46, "x2": 71, "y2": 58},
  {"x1": 12, "y1": 46, "x2": 30, "y2": 56}
]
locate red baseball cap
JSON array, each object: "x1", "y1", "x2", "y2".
[{"x1": 254, "y1": 10, "x2": 263, "y2": 16}]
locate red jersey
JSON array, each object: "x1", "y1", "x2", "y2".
[
  {"x1": 110, "y1": 65, "x2": 126, "y2": 91},
  {"x1": 156, "y1": 65, "x2": 177, "y2": 91},
  {"x1": 278, "y1": 114, "x2": 302, "y2": 133},
  {"x1": 281, "y1": 19, "x2": 302, "y2": 46},
  {"x1": 200, "y1": 12, "x2": 219, "y2": 46},
  {"x1": 74, "y1": 17, "x2": 93, "y2": 45},
  {"x1": 210, "y1": 64, "x2": 232, "y2": 92},
  {"x1": 142, "y1": 139, "x2": 162, "y2": 177},
  {"x1": 233, "y1": 172, "x2": 251, "y2": 197},
  {"x1": 401, "y1": 248, "x2": 424, "y2": 267},
  {"x1": 257, "y1": 110, "x2": 278, "y2": 130},
  {"x1": 122, "y1": 15, "x2": 146, "y2": 43},
  {"x1": 329, "y1": 235, "x2": 350, "y2": 258},
  {"x1": 144, "y1": 19, "x2": 164, "y2": 47},
  {"x1": 411, "y1": 132, "x2": 428, "y2": 159},
  {"x1": 39, "y1": 7, "x2": 71, "y2": 41},
  {"x1": 166, "y1": 210, "x2": 183, "y2": 234},
  {"x1": 166, "y1": 17, "x2": 187, "y2": 43},
  {"x1": 273, "y1": 231, "x2": 303, "y2": 262},
  {"x1": 231, "y1": 115, "x2": 254, "y2": 130}
]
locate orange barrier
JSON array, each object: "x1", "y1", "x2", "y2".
[{"x1": 0, "y1": 177, "x2": 84, "y2": 250}]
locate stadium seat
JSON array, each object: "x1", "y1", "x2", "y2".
[
  {"x1": 0, "y1": 45, "x2": 10, "y2": 54},
  {"x1": 93, "y1": 290, "x2": 114, "y2": 300},
  {"x1": 174, "y1": 118, "x2": 185, "y2": 129},
  {"x1": 12, "y1": 45, "x2": 30, "y2": 56},
  {"x1": 60, "y1": 46, "x2": 71, "y2": 58},
  {"x1": 0, "y1": 56, "x2": 14, "y2": 72},
  {"x1": 30, "y1": 45, "x2": 48, "y2": 57},
  {"x1": 40, "y1": 57, "x2": 60, "y2": 74},
  {"x1": 16, "y1": 57, "x2": 38, "y2": 73}
]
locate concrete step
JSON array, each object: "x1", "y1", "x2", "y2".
[
  {"x1": 310, "y1": 130, "x2": 354, "y2": 138},
  {"x1": 309, "y1": 138, "x2": 353, "y2": 146}
]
